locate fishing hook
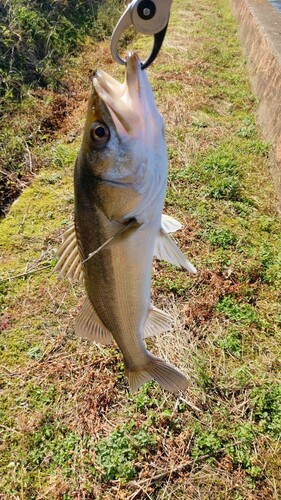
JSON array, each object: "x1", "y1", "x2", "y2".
[{"x1": 110, "y1": 0, "x2": 173, "y2": 70}]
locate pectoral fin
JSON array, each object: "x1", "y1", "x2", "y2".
[
  {"x1": 144, "y1": 306, "x2": 174, "y2": 338},
  {"x1": 55, "y1": 219, "x2": 139, "y2": 279},
  {"x1": 154, "y1": 228, "x2": 197, "y2": 273},
  {"x1": 75, "y1": 297, "x2": 114, "y2": 345},
  {"x1": 82, "y1": 218, "x2": 140, "y2": 264},
  {"x1": 55, "y1": 214, "x2": 195, "y2": 283}
]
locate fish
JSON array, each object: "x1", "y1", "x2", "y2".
[{"x1": 56, "y1": 52, "x2": 197, "y2": 393}]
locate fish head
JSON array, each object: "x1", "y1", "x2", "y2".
[{"x1": 79, "y1": 53, "x2": 167, "y2": 218}]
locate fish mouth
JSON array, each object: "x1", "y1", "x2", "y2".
[{"x1": 93, "y1": 53, "x2": 149, "y2": 135}]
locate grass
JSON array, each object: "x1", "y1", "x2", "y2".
[
  {"x1": 0, "y1": 0, "x2": 281, "y2": 498},
  {"x1": 0, "y1": 0, "x2": 122, "y2": 99},
  {"x1": 0, "y1": 0, "x2": 123, "y2": 214}
]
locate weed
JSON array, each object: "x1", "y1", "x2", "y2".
[
  {"x1": 201, "y1": 147, "x2": 240, "y2": 175},
  {"x1": 215, "y1": 328, "x2": 242, "y2": 357},
  {"x1": 231, "y1": 200, "x2": 253, "y2": 216},
  {"x1": 259, "y1": 243, "x2": 281, "y2": 284},
  {"x1": 206, "y1": 177, "x2": 241, "y2": 200},
  {"x1": 234, "y1": 365, "x2": 253, "y2": 387},
  {"x1": 216, "y1": 295, "x2": 258, "y2": 326},
  {"x1": 237, "y1": 117, "x2": 256, "y2": 138},
  {"x1": 131, "y1": 383, "x2": 159, "y2": 411},
  {"x1": 192, "y1": 427, "x2": 223, "y2": 460},
  {"x1": 187, "y1": 145, "x2": 244, "y2": 202},
  {"x1": 26, "y1": 346, "x2": 42, "y2": 361},
  {"x1": 251, "y1": 384, "x2": 281, "y2": 438},
  {"x1": 246, "y1": 140, "x2": 270, "y2": 156},
  {"x1": 52, "y1": 144, "x2": 78, "y2": 169},
  {"x1": 225, "y1": 424, "x2": 260, "y2": 477},
  {"x1": 28, "y1": 420, "x2": 94, "y2": 473},
  {"x1": 25, "y1": 384, "x2": 58, "y2": 409},
  {"x1": 0, "y1": 0, "x2": 122, "y2": 99},
  {"x1": 206, "y1": 227, "x2": 237, "y2": 248},
  {"x1": 95, "y1": 423, "x2": 158, "y2": 482},
  {"x1": 195, "y1": 356, "x2": 214, "y2": 390},
  {"x1": 192, "y1": 422, "x2": 261, "y2": 479}
]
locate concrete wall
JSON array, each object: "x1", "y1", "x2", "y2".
[{"x1": 230, "y1": 0, "x2": 281, "y2": 209}]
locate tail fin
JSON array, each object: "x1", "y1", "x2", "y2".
[{"x1": 127, "y1": 354, "x2": 188, "y2": 393}]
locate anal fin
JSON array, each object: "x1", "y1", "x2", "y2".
[
  {"x1": 144, "y1": 306, "x2": 174, "y2": 339},
  {"x1": 75, "y1": 297, "x2": 114, "y2": 345}
]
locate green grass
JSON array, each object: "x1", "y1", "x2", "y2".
[
  {"x1": 0, "y1": 0, "x2": 281, "y2": 498},
  {"x1": 95, "y1": 422, "x2": 158, "y2": 482},
  {"x1": 0, "y1": 0, "x2": 123, "y2": 214},
  {"x1": 0, "y1": 0, "x2": 122, "y2": 100}
]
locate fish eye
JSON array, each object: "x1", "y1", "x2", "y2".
[{"x1": 90, "y1": 121, "x2": 110, "y2": 147}]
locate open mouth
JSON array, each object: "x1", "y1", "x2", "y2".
[{"x1": 93, "y1": 53, "x2": 144, "y2": 135}]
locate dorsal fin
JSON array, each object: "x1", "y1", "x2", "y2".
[
  {"x1": 55, "y1": 224, "x2": 84, "y2": 283},
  {"x1": 75, "y1": 297, "x2": 114, "y2": 345}
]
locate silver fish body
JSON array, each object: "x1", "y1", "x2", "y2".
[
  {"x1": 57, "y1": 53, "x2": 196, "y2": 392},
  {"x1": 75, "y1": 167, "x2": 164, "y2": 372}
]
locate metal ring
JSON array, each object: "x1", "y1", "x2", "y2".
[{"x1": 141, "y1": 24, "x2": 169, "y2": 70}]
